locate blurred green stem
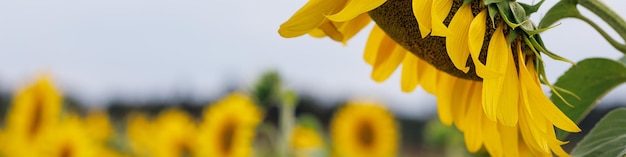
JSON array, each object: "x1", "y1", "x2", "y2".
[
  {"x1": 280, "y1": 90, "x2": 297, "y2": 157},
  {"x1": 577, "y1": 0, "x2": 626, "y2": 54},
  {"x1": 577, "y1": 16, "x2": 626, "y2": 52},
  {"x1": 280, "y1": 104, "x2": 295, "y2": 157}
]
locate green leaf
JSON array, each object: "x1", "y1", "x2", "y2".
[
  {"x1": 462, "y1": 0, "x2": 472, "y2": 6},
  {"x1": 509, "y1": 2, "x2": 527, "y2": 24},
  {"x1": 507, "y1": 29, "x2": 518, "y2": 44},
  {"x1": 296, "y1": 114, "x2": 324, "y2": 133},
  {"x1": 571, "y1": 108, "x2": 626, "y2": 157},
  {"x1": 483, "y1": 0, "x2": 502, "y2": 5},
  {"x1": 281, "y1": 89, "x2": 299, "y2": 108},
  {"x1": 551, "y1": 58, "x2": 626, "y2": 140},
  {"x1": 518, "y1": 0, "x2": 544, "y2": 16},
  {"x1": 252, "y1": 70, "x2": 283, "y2": 108},
  {"x1": 529, "y1": 35, "x2": 575, "y2": 65},
  {"x1": 509, "y1": 2, "x2": 535, "y2": 32},
  {"x1": 538, "y1": 0, "x2": 581, "y2": 28},
  {"x1": 488, "y1": 4, "x2": 499, "y2": 28}
]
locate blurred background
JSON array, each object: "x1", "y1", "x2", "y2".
[{"x1": 0, "y1": 0, "x2": 625, "y2": 156}]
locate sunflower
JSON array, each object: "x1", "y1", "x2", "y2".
[
  {"x1": 84, "y1": 111, "x2": 114, "y2": 142},
  {"x1": 39, "y1": 115, "x2": 98, "y2": 157},
  {"x1": 278, "y1": 0, "x2": 381, "y2": 44},
  {"x1": 125, "y1": 112, "x2": 154, "y2": 157},
  {"x1": 331, "y1": 102, "x2": 398, "y2": 157},
  {"x1": 1, "y1": 76, "x2": 63, "y2": 156},
  {"x1": 290, "y1": 125, "x2": 325, "y2": 157},
  {"x1": 150, "y1": 109, "x2": 199, "y2": 157},
  {"x1": 280, "y1": 0, "x2": 581, "y2": 156},
  {"x1": 196, "y1": 93, "x2": 263, "y2": 157}
]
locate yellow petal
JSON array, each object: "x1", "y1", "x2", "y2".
[
  {"x1": 546, "y1": 125, "x2": 572, "y2": 157},
  {"x1": 468, "y1": 10, "x2": 501, "y2": 78},
  {"x1": 499, "y1": 124, "x2": 519, "y2": 157},
  {"x1": 518, "y1": 53, "x2": 549, "y2": 134},
  {"x1": 445, "y1": 4, "x2": 473, "y2": 73},
  {"x1": 371, "y1": 36, "x2": 406, "y2": 82},
  {"x1": 430, "y1": 0, "x2": 452, "y2": 37},
  {"x1": 401, "y1": 55, "x2": 420, "y2": 92},
  {"x1": 518, "y1": 139, "x2": 533, "y2": 157},
  {"x1": 496, "y1": 48, "x2": 520, "y2": 127},
  {"x1": 419, "y1": 65, "x2": 439, "y2": 94},
  {"x1": 279, "y1": 0, "x2": 347, "y2": 37},
  {"x1": 412, "y1": 0, "x2": 433, "y2": 38},
  {"x1": 308, "y1": 28, "x2": 327, "y2": 38},
  {"x1": 481, "y1": 25, "x2": 510, "y2": 122},
  {"x1": 326, "y1": 0, "x2": 387, "y2": 22},
  {"x1": 518, "y1": 107, "x2": 550, "y2": 154},
  {"x1": 318, "y1": 21, "x2": 344, "y2": 42},
  {"x1": 450, "y1": 79, "x2": 474, "y2": 129},
  {"x1": 463, "y1": 84, "x2": 484, "y2": 152},
  {"x1": 436, "y1": 74, "x2": 457, "y2": 125},
  {"x1": 528, "y1": 85, "x2": 580, "y2": 132},
  {"x1": 482, "y1": 117, "x2": 503, "y2": 157},
  {"x1": 521, "y1": 58, "x2": 580, "y2": 132},
  {"x1": 415, "y1": 57, "x2": 437, "y2": 94},
  {"x1": 337, "y1": 14, "x2": 372, "y2": 44},
  {"x1": 364, "y1": 25, "x2": 385, "y2": 65}
]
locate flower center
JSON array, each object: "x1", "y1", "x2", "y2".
[
  {"x1": 219, "y1": 120, "x2": 236, "y2": 156},
  {"x1": 60, "y1": 143, "x2": 73, "y2": 157},
  {"x1": 178, "y1": 141, "x2": 193, "y2": 157},
  {"x1": 29, "y1": 92, "x2": 44, "y2": 138},
  {"x1": 356, "y1": 120, "x2": 375, "y2": 149},
  {"x1": 369, "y1": 0, "x2": 490, "y2": 81}
]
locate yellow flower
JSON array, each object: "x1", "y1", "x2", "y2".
[
  {"x1": 280, "y1": 0, "x2": 582, "y2": 156},
  {"x1": 151, "y1": 109, "x2": 199, "y2": 157},
  {"x1": 42, "y1": 115, "x2": 98, "y2": 157},
  {"x1": 196, "y1": 93, "x2": 263, "y2": 157},
  {"x1": 1, "y1": 76, "x2": 63, "y2": 157},
  {"x1": 364, "y1": 24, "x2": 440, "y2": 93},
  {"x1": 290, "y1": 125, "x2": 325, "y2": 157},
  {"x1": 278, "y1": 0, "x2": 385, "y2": 44},
  {"x1": 84, "y1": 111, "x2": 114, "y2": 142},
  {"x1": 125, "y1": 112, "x2": 153, "y2": 157},
  {"x1": 331, "y1": 102, "x2": 398, "y2": 157}
]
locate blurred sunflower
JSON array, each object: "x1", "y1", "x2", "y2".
[
  {"x1": 197, "y1": 93, "x2": 263, "y2": 157},
  {"x1": 331, "y1": 102, "x2": 397, "y2": 157},
  {"x1": 290, "y1": 125, "x2": 325, "y2": 157},
  {"x1": 151, "y1": 109, "x2": 199, "y2": 157},
  {"x1": 279, "y1": 0, "x2": 581, "y2": 156},
  {"x1": 84, "y1": 111, "x2": 114, "y2": 142},
  {"x1": 126, "y1": 112, "x2": 154, "y2": 157},
  {"x1": 1, "y1": 76, "x2": 63, "y2": 156},
  {"x1": 41, "y1": 115, "x2": 98, "y2": 157}
]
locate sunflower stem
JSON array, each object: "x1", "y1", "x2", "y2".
[
  {"x1": 279, "y1": 90, "x2": 298, "y2": 157},
  {"x1": 577, "y1": 0, "x2": 626, "y2": 54},
  {"x1": 576, "y1": 16, "x2": 626, "y2": 53}
]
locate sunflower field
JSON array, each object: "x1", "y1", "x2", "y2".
[
  {"x1": 0, "y1": 73, "x2": 454, "y2": 157},
  {"x1": 2, "y1": 0, "x2": 626, "y2": 157}
]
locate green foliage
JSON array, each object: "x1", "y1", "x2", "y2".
[
  {"x1": 539, "y1": 0, "x2": 626, "y2": 53},
  {"x1": 550, "y1": 58, "x2": 626, "y2": 139},
  {"x1": 571, "y1": 108, "x2": 626, "y2": 157},
  {"x1": 518, "y1": 0, "x2": 544, "y2": 16},
  {"x1": 424, "y1": 119, "x2": 463, "y2": 147},
  {"x1": 281, "y1": 90, "x2": 298, "y2": 108},
  {"x1": 252, "y1": 71, "x2": 282, "y2": 108},
  {"x1": 538, "y1": 0, "x2": 580, "y2": 29}
]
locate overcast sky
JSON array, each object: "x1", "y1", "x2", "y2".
[{"x1": 0, "y1": 0, "x2": 624, "y2": 119}]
